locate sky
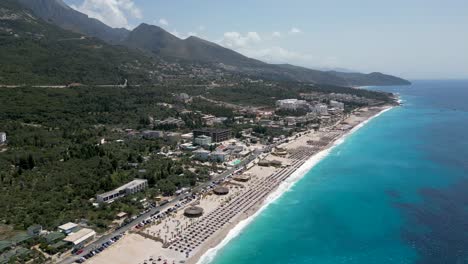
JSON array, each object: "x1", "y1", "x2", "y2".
[{"x1": 64, "y1": 0, "x2": 468, "y2": 80}]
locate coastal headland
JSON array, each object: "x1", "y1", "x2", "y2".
[{"x1": 84, "y1": 104, "x2": 394, "y2": 264}]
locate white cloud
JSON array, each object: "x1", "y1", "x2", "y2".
[
  {"x1": 159, "y1": 18, "x2": 169, "y2": 26},
  {"x1": 290, "y1": 27, "x2": 302, "y2": 34},
  {"x1": 198, "y1": 25, "x2": 206, "y2": 31},
  {"x1": 241, "y1": 46, "x2": 311, "y2": 64},
  {"x1": 216, "y1": 31, "x2": 312, "y2": 64},
  {"x1": 71, "y1": 0, "x2": 142, "y2": 29},
  {"x1": 220, "y1": 31, "x2": 262, "y2": 49},
  {"x1": 170, "y1": 29, "x2": 182, "y2": 38}
]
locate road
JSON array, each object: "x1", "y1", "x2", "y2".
[{"x1": 58, "y1": 144, "x2": 274, "y2": 264}]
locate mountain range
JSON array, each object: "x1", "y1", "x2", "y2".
[
  {"x1": 5, "y1": 0, "x2": 411, "y2": 86},
  {"x1": 0, "y1": 0, "x2": 157, "y2": 85}
]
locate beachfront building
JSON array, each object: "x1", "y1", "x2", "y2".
[
  {"x1": 193, "y1": 149, "x2": 210, "y2": 161},
  {"x1": 193, "y1": 135, "x2": 212, "y2": 146},
  {"x1": 96, "y1": 179, "x2": 148, "y2": 203},
  {"x1": 312, "y1": 104, "x2": 328, "y2": 115},
  {"x1": 276, "y1": 99, "x2": 309, "y2": 111},
  {"x1": 63, "y1": 228, "x2": 96, "y2": 249},
  {"x1": 330, "y1": 100, "x2": 345, "y2": 110},
  {"x1": 224, "y1": 144, "x2": 249, "y2": 158},
  {"x1": 210, "y1": 151, "x2": 230, "y2": 163},
  {"x1": 58, "y1": 222, "x2": 79, "y2": 234},
  {"x1": 193, "y1": 128, "x2": 231, "y2": 143},
  {"x1": 0, "y1": 132, "x2": 6, "y2": 144}
]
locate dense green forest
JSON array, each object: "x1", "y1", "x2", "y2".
[
  {"x1": 205, "y1": 82, "x2": 394, "y2": 107},
  {"x1": 0, "y1": 86, "x2": 210, "y2": 230}
]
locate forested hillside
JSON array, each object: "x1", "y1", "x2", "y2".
[
  {"x1": 12, "y1": 0, "x2": 412, "y2": 87},
  {"x1": 0, "y1": 86, "x2": 209, "y2": 230},
  {"x1": 0, "y1": 0, "x2": 153, "y2": 85}
]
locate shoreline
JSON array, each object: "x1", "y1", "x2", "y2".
[
  {"x1": 83, "y1": 104, "x2": 396, "y2": 264},
  {"x1": 195, "y1": 105, "x2": 395, "y2": 264}
]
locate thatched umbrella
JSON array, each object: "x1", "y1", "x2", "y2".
[
  {"x1": 233, "y1": 175, "x2": 251, "y2": 182},
  {"x1": 184, "y1": 206, "x2": 204, "y2": 218},
  {"x1": 213, "y1": 186, "x2": 229, "y2": 195}
]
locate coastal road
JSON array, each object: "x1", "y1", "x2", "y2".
[{"x1": 58, "y1": 144, "x2": 277, "y2": 264}]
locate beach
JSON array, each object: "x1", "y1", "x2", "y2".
[{"x1": 86, "y1": 104, "x2": 394, "y2": 264}]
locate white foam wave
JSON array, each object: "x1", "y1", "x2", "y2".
[{"x1": 196, "y1": 106, "x2": 394, "y2": 264}]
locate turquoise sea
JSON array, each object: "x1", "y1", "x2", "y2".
[{"x1": 207, "y1": 80, "x2": 468, "y2": 264}]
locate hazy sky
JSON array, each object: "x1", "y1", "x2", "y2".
[{"x1": 64, "y1": 0, "x2": 468, "y2": 80}]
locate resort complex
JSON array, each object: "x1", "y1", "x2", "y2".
[
  {"x1": 58, "y1": 105, "x2": 391, "y2": 264},
  {"x1": 0, "y1": 0, "x2": 422, "y2": 263},
  {"x1": 0, "y1": 81, "x2": 397, "y2": 263}
]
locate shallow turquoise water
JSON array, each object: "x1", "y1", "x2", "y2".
[{"x1": 209, "y1": 80, "x2": 468, "y2": 264}]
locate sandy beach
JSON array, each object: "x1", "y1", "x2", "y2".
[{"x1": 86, "y1": 105, "x2": 394, "y2": 264}]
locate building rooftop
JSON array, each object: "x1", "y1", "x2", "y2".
[
  {"x1": 118, "y1": 179, "x2": 146, "y2": 189},
  {"x1": 58, "y1": 222, "x2": 78, "y2": 231},
  {"x1": 181, "y1": 133, "x2": 193, "y2": 139},
  {"x1": 277, "y1": 99, "x2": 302, "y2": 103},
  {"x1": 116, "y1": 212, "x2": 128, "y2": 218},
  {"x1": 193, "y1": 149, "x2": 210, "y2": 154},
  {"x1": 63, "y1": 228, "x2": 96, "y2": 245},
  {"x1": 98, "y1": 179, "x2": 147, "y2": 198},
  {"x1": 45, "y1": 232, "x2": 65, "y2": 243},
  {"x1": 193, "y1": 128, "x2": 231, "y2": 133},
  {"x1": 212, "y1": 151, "x2": 228, "y2": 156}
]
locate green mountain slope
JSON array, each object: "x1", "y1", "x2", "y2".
[
  {"x1": 277, "y1": 64, "x2": 411, "y2": 86},
  {"x1": 17, "y1": 0, "x2": 129, "y2": 43},
  {"x1": 121, "y1": 24, "x2": 410, "y2": 86},
  {"x1": 16, "y1": 0, "x2": 411, "y2": 87},
  {"x1": 0, "y1": 0, "x2": 153, "y2": 85},
  {"x1": 327, "y1": 71, "x2": 411, "y2": 86},
  {"x1": 10, "y1": 0, "x2": 411, "y2": 87},
  {"x1": 124, "y1": 24, "x2": 265, "y2": 67}
]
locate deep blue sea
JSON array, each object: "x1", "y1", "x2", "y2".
[{"x1": 208, "y1": 80, "x2": 468, "y2": 264}]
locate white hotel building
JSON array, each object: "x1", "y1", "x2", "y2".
[
  {"x1": 330, "y1": 100, "x2": 345, "y2": 110},
  {"x1": 276, "y1": 99, "x2": 309, "y2": 111},
  {"x1": 96, "y1": 179, "x2": 148, "y2": 203}
]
